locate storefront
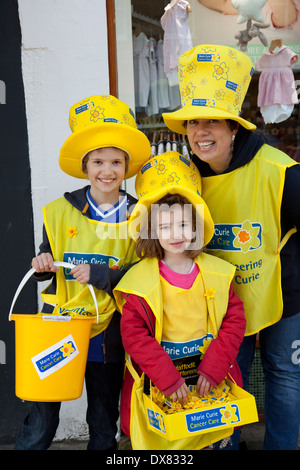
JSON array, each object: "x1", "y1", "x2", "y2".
[
  {"x1": 112, "y1": 0, "x2": 300, "y2": 165},
  {"x1": 112, "y1": 0, "x2": 300, "y2": 417},
  {"x1": 1, "y1": 0, "x2": 299, "y2": 444}
]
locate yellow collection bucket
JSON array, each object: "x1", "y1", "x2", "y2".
[{"x1": 9, "y1": 262, "x2": 98, "y2": 402}]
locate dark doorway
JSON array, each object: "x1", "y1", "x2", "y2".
[{"x1": 0, "y1": 0, "x2": 36, "y2": 444}]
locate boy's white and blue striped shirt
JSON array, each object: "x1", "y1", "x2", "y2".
[
  {"x1": 86, "y1": 187, "x2": 128, "y2": 223},
  {"x1": 86, "y1": 186, "x2": 129, "y2": 362}
]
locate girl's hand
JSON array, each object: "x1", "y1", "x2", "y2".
[
  {"x1": 196, "y1": 374, "x2": 213, "y2": 397},
  {"x1": 70, "y1": 264, "x2": 90, "y2": 284},
  {"x1": 32, "y1": 253, "x2": 59, "y2": 273},
  {"x1": 171, "y1": 382, "x2": 189, "y2": 404}
]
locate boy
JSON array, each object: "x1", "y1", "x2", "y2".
[{"x1": 15, "y1": 95, "x2": 151, "y2": 450}]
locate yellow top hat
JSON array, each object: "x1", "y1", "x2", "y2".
[
  {"x1": 59, "y1": 95, "x2": 151, "y2": 179},
  {"x1": 163, "y1": 44, "x2": 256, "y2": 134},
  {"x1": 129, "y1": 151, "x2": 214, "y2": 246}
]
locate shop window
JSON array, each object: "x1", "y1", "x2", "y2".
[
  {"x1": 244, "y1": 71, "x2": 300, "y2": 162},
  {"x1": 114, "y1": 0, "x2": 300, "y2": 417},
  {"x1": 116, "y1": 0, "x2": 300, "y2": 164},
  {"x1": 131, "y1": 0, "x2": 187, "y2": 157}
]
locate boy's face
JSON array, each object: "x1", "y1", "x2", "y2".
[{"x1": 84, "y1": 147, "x2": 126, "y2": 201}]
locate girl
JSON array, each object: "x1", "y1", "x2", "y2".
[{"x1": 114, "y1": 151, "x2": 246, "y2": 450}]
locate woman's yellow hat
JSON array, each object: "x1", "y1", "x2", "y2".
[
  {"x1": 59, "y1": 95, "x2": 151, "y2": 179},
  {"x1": 129, "y1": 151, "x2": 214, "y2": 246},
  {"x1": 163, "y1": 44, "x2": 256, "y2": 134}
]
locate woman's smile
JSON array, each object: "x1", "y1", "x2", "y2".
[{"x1": 187, "y1": 119, "x2": 238, "y2": 174}]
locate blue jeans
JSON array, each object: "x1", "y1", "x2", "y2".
[
  {"x1": 15, "y1": 362, "x2": 123, "y2": 450},
  {"x1": 237, "y1": 312, "x2": 300, "y2": 450}
]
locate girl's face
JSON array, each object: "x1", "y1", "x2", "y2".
[
  {"x1": 84, "y1": 147, "x2": 126, "y2": 203},
  {"x1": 186, "y1": 119, "x2": 237, "y2": 174},
  {"x1": 156, "y1": 204, "x2": 194, "y2": 257}
]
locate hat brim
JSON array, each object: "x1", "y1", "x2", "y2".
[
  {"x1": 163, "y1": 104, "x2": 256, "y2": 135},
  {"x1": 129, "y1": 184, "x2": 215, "y2": 247},
  {"x1": 59, "y1": 124, "x2": 151, "y2": 179}
]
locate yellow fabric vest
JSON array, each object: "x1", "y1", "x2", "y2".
[
  {"x1": 202, "y1": 144, "x2": 297, "y2": 335},
  {"x1": 160, "y1": 273, "x2": 209, "y2": 354},
  {"x1": 42, "y1": 196, "x2": 138, "y2": 338},
  {"x1": 114, "y1": 252, "x2": 236, "y2": 450}
]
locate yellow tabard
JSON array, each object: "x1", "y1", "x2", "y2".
[
  {"x1": 42, "y1": 196, "x2": 138, "y2": 337},
  {"x1": 201, "y1": 144, "x2": 298, "y2": 335},
  {"x1": 114, "y1": 253, "x2": 236, "y2": 450},
  {"x1": 160, "y1": 273, "x2": 211, "y2": 359}
]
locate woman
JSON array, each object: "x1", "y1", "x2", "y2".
[{"x1": 163, "y1": 44, "x2": 300, "y2": 450}]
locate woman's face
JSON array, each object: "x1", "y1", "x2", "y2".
[{"x1": 186, "y1": 119, "x2": 237, "y2": 174}]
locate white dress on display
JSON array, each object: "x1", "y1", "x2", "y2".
[
  {"x1": 156, "y1": 38, "x2": 171, "y2": 110},
  {"x1": 147, "y1": 36, "x2": 159, "y2": 116},
  {"x1": 161, "y1": 0, "x2": 193, "y2": 86},
  {"x1": 132, "y1": 31, "x2": 150, "y2": 108}
]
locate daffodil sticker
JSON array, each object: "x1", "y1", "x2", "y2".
[
  {"x1": 220, "y1": 404, "x2": 239, "y2": 426},
  {"x1": 60, "y1": 342, "x2": 75, "y2": 358},
  {"x1": 232, "y1": 220, "x2": 261, "y2": 253},
  {"x1": 66, "y1": 226, "x2": 78, "y2": 238},
  {"x1": 204, "y1": 287, "x2": 216, "y2": 300}
]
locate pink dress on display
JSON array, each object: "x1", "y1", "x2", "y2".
[{"x1": 255, "y1": 46, "x2": 299, "y2": 123}]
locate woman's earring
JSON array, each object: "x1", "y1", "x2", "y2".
[{"x1": 231, "y1": 134, "x2": 236, "y2": 147}]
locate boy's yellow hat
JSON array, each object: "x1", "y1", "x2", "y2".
[
  {"x1": 163, "y1": 44, "x2": 256, "y2": 134},
  {"x1": 59, "y1": 95, "x2": 151, "y2": 179},
  {"x1": 129, "y1": 151, "x2": 214, "y2": 246}
]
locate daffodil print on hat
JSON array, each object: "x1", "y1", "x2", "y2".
[
  {"x1": 59, "y1": 95, "x2": 151, "y2": 179},
  {"x1": 163, "y1": 44, "x2": 256, "y2": 134},
  {"x1": 129, "y1": 151, "x2": 214, "y2": 246}
]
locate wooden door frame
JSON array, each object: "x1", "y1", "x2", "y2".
[{"x1": 106, "y1": 0, "x2": 118, "y2": 97}]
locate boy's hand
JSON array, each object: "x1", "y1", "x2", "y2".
[
  {"x1": 70, "y1": 264, "x2": 90, "y2": 284},
  {"x1": 196, "y1": 374, "x2": 213, "y2": 397},
  {"x1": 32, "y1": 253, "x2": 59, "y2": 273},
  {"x1": 171, "y1": 382, "x2": 189, "y2": 404}
]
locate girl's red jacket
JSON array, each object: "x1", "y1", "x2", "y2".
[{"x1": 119, "y1": 285, "x2": 246, "y2": 436}]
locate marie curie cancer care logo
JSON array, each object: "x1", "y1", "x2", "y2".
[
  {"x1": 63, "y1": 252, "x2": 121, "y2": 279},
  {"x1": 185, "y1": 403, "x2": 240, "y2": 433},
  {"x1": 147, "y1": 409, "x2": 166, "y2": 434},
  {"x1": 31, "y1": 334, "x2": 78, "y2": 380},
  {"x1": 207, "y1": 220, "x2": 262, "y2": 253}
]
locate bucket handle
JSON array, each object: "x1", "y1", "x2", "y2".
[{"x1": 8, "y1": 261, "x2": 99, "y2": 323}]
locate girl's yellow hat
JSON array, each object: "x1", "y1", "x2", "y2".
[
  {"x1": 129, "y1": 151, "x2": 214, "y2": 246},
  {"x1": 59, "y1": 95, "x2": 151, "y2": 179},
  {"x1": 163, "y1": 44, "x2": 256, "y2": 134}
]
